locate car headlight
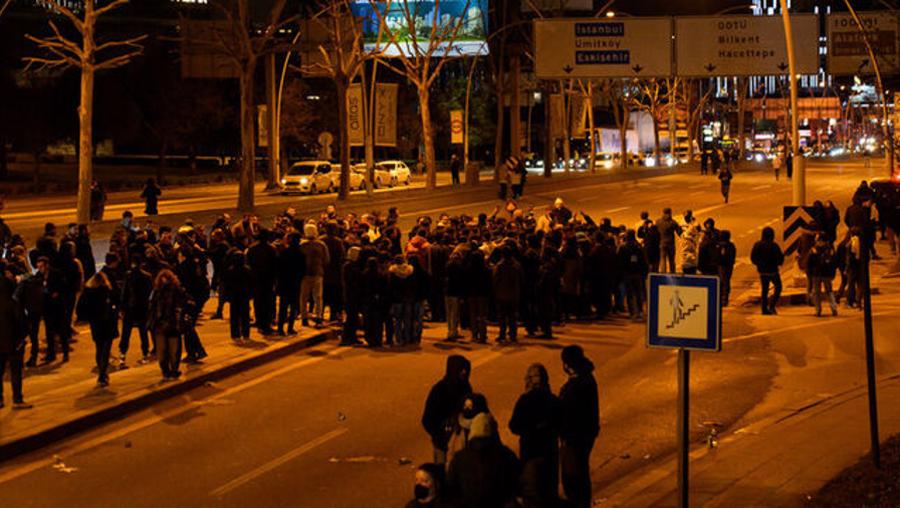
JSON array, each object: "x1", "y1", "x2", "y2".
[
  {"x1": 300, "y1": 177, "x2": 308, "y2": 185},
  {"x1": 755, "y1": 153, "x2": 764, "y2": 163},
  {"x1": 280, "y1": 178, "x2": 286, "y2": 185}
]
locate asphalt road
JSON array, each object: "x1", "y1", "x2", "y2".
[{"x1": 1, "y1": 159, "x2": 898, "y2": 507}]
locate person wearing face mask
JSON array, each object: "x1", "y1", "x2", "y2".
[
  {"x1": 510, "y1": 363, "x2": 562, "y2": 508},
  {"x1": 446, "y1": 393, "x2": 493, "y2": 464},
  {"x1": 559, "y1": 345, "x2": 600, "y2": 508},
  {"x1": 406, "y1": 463, "x2": 450, "y2": 508}
]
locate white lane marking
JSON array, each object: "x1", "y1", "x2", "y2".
[
  {"x1": 0, "y1": 346, "x2": 346, "y2": 485},
  {"x1": 210, "y1": 428, "x2": 349, "y2": 497},
  {"x1": 606, "y1": 206, "x2": 631, "y2": 213},
  {"x1": 751, "y1": 185, "x2": 772, "y2": 191}
]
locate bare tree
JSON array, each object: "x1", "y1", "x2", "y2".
[
  {"x1": 598, "y1": 79, "x2": 633, "y2": 170},
  {"x1": 369, "y1": 0, "x2": 474, "y2": 190},
  {"x1": 193, "y1": 0, "x2": 295, "y2": 213},
  {"x1": 24, "y1": 0, "x2": 145, "y2": 224},
  {"x1": 0, "y1": 0, "x2": 13, "y2": 18},
  {"x1": 681, "y1": 79, "x2": 712, "y2": 161},
  {"x1": 631, "y1": 79, "x2": 666, "y2": 163},
  {"x1": 301, "y1": 1, "x2": 371, "y2": 200}
]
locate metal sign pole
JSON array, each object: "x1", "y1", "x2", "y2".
[
  {"x1": 677, "y1": 348, "x2": 690, "y2": 508},
  {"x1": 861, "y1": 236, "x2": 881, "y2": 468}
]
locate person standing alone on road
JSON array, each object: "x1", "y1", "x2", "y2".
[
  {"x1": 449, "y1": 154, "x2": 461, "y2": 186},
  {"x1": 140, "y1": 178, "x2": 161, "y2": 216},
  {"x1": 751, "y1": 226, "x2": 785, "y2": 315},
  {"x1": 559, "y1": 345, "x2": 600, "y2": 508},
  {"x1": 422, "y1": 355, "x2": 472, "y2": 466},
  {"x1": 808, "y1": 233, "x2": 839, "y2": 317},
  {"x1": 718, "y1": 166, "x2": 733, "y2": 203}
]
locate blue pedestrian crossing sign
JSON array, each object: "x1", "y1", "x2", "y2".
[{"x1": 647, "y1": 274, "x2": 721, "y2": 352}]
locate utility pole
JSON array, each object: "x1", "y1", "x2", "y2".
[
  {"x1": 779, "y1": 0, "x2": 805, "y2": 205},
  {"x1": 265, "y1": 53, "x2": 279, "y2": 190},
  {"x1": 510, "y1": 54, "x2": 522, "y2": 159}
]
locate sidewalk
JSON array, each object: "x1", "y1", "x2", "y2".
[
  {"x1": 0, "y1": 301, "x2": 336, "y2": 461},
  {"x1": 595, "y1": 375, "x2": 900, "y2": 507}
]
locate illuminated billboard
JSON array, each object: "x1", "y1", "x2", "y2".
[{"x1": 350, "y1": 1, "x2": 488, "y2": 57}]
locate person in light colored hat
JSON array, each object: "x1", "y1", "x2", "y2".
[
  {"x1": 446, "y1": 411, "x2": 520, "y2": 508},
  {"x1": 299, "y1": 222, "x2": 330, "y2": 327}
]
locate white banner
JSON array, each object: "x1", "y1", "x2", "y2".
[
  {"x1": 534, "y1": 18, "x2": 673, "y2": 79},
  {"x1": 450, "y1": 110, "x2": 464, "y2": 145},
  {"x1": 347, "y1": 83, "x2": 364, "y2": 147},
  {"x1": 827, "y1": 12, "x2": 900, "y2": 76},
  {"x1": 675, "y1": 15, "x2": 819, "y2": 77},
  {"x1": 523, "y1": 0, "x2": 593, "y2": 13},
  {"x1": 375, "y1": 83, "x2": 398, "y2": 147}
]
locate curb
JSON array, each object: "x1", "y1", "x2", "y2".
[{"x1": 0, "y1": 329, "x2": 336, "y2": 463}]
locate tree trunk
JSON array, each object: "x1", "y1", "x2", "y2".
[
  {"x1": 587, "y1": 89, "x2": 596, "y2": 173},
  {"x1": 652, "y1": 118, "x2": 660, "y2": 163},
  {"x1": 544, "y1": 88, "x2": 553, "y2": 178},
  {"x1": 0, "y1": 136, "x2": 7, "y2": 180},
  {"x1": 76, "y1": 65, "x2": 94, "y2": 225},
  {"x1": 736, "y1": 77, "x2": 748, "y2": 162},
  {"x1": 337, "y1": 78, "x2": 350, "y2": 201},
  {"x1": 238, "y1": 63, "x2": 257, "y2": 213},
  {"x1": 418, "y1": 87, "x2": 436, "y2": 190},
  {"x1": 619, "y1": 105, "x2": 629, "y2": 171},
  {"x1": 265, "y1": 53, "x2": 278, "y2": 190},
  {"x1": 493, "y1": 84, "x2": 505, "y2": 183}
]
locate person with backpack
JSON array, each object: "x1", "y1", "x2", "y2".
[
  {"x1": 807, "y1": 233, "x2": 838, "y2": 317},
  {"x1": 751, "y1": 227, "x2": 785, "y2": 315},
  {"x1": 617, "y1": 230, "x2": 647, "y2": 321}
]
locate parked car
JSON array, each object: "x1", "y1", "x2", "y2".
[
  {"x1": 281, "y1": 161, "x2": 363, "y2": 194},
  {"x1": 593, "y1": 152, "x2": 616, "y2": 170},
  {"x1": 354, "y1": 162, "x2": 393, "y2": 188},
  {"x1": 376, "y1": 160, "x2": 412, "y2": 186}
]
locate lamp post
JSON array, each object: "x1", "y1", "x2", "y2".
[{"x1": 779, "y1": 0, "x2": 804, "y2": 205}]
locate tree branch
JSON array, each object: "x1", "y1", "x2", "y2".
[
  {"x1": 41, "y1": 0, "x2": 84, "y2": 34},
  {"x1": 95, "y1": 34, "x2": 147, "y2": 54},
  {"x1": 93, "y1": 0, "x2": 130, "y2": 18},
  {"x1": 95, "y1": 49, "x2": 143, "y2": 71}
]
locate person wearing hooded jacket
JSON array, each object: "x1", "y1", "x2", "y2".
[
  {"x1": 0, "y1": 268, "x2": 32, "y2": 409},
  {"x1": 492, "y1": 245, "x2": 523, "y2": 343},
  {"x1": 559, "y1": 345, "x2": 600, "y2": 508},
  {"x1": 77, "y1": 271, "x2": 119, "y2": 387},
  {"x1": 222, "y1": 251, "x2": 253, "y2": 341},
  {"x1": 510, "y1": 363, "x2": 561, "y2": 508},
  {"x1": 422, "y1": 355, "x2": 472, "y2": 465},
  {"x1": 341, "y1": 246, "x2": 364, "y2": 345},
  {"x1": 406, "y1": 463, "x2": 451, "y2": 508},
  {"x1": 751, "y1": 226, "x2": 785, "y2": 315},
  {"x1": 388, "y1": 255, "x2": 416, "y2": 346},
  {"x1": 446, "y1": 412, "x2": 520, "y2": 508},
  {"x1": 276, "y1": 232, "x2": 305, "y2": 336},
  {"x1": 656, "y1": 208, "x2": 682, "y2": 273}
]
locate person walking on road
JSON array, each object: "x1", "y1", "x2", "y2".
[
  {"x1": 147, "y1": 269, "x2": 189, "y2": 381},
  {"x1": 717, "y1": 230, "x2": 737, "y2": 306},
  {"x1": 559, "y1": 345, "x2": 600, "y2": 508},
  {"x1": 449, "y1": 154, "x2": 461, "y2": 186},
  {"x1": 751, "y1": 226, "x2": 785, "y2": 315},
  {"x1": 140, "y1": 178, "x2": 161, "y2": 216},
  {"x1": 718, "y1": 166, "x2": 733, "y2": 203},
  {"x1": 89, "y1": 180, "x2": 106, "y2": 222},
  {"x1": 509, "y1": 363, "x2": 561, "y2": 508},
  {"x1": 422, "y1": 355, "x2": 472, "y2": 466},
  {"x1": 0, "y1": 267, "x2": 32, "y2": 409},
  {"x1": 772, "y1": 152, "x2": 782, "y2": 181},
  {"x1": 77, "y1": 271, "x2": 119, "y2": 387}
]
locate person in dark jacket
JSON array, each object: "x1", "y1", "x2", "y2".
[
  {"x1": 174, "y1": 248, "x2": 208, "y2": 363},
  {"x1": 89, "y1": 180, "x2": 106, "y2": 222},
  {"x1": 78, "y1": 271, "x2": 119, "y2": 387},
  {"x1": 492, "y1": 246, "x2": 523, "y2": 343},
  {"x1": 0, "y1": 270, "x2": 32, "y2": 409},
  {"x1": 322, "y1": 223, "x2": 346, "y2": 323},
  {"x1": 467, "y1": 251, "x2": 492, "y2": 343},
  {"x1": 750, "y1": 227, "x2": 785, "y2": 315},
  {"x1": 140, "y1": 178, "x2": 161, "y2": 216},
  {"x1": 147, "y1": 269, "x2": 189, "y2": 380},
  {"x1": 208, "y1": 229, "x2": 231, "y2": 320},
  {"x1": 222, "y1": 251, "x2": 253, "y2": 341},
  {"x1": 509, "y1": 363, "x2": 561, "y2": 508},
  {"x1": 449, "y1": 153, "x2": 462, "y2": 186},
  {"x1": 341, "y1": 246, "x2": 364, "y2": 345},
  {"x1": 74, "y1": 224, "x2": 96, "y2": 280},
  {"x1": 120, "y1": 259, "x2": 153, "y2": 365},
  {"x1": 446, "y1": 413, "x2": 520, "y2": 508},
  {"x1": 444, "y1": 248, "x2": 466, "y2": 341},
  {"x1": 717, "y1": 230, "x2": 737, "y2": 306},
  {"x1": 14, "y1": 270, "x2": 44, "y2": 367},
  {"x1": 656, "y1": 208, "x2": 682, "y2": 273},
  {"x1": 427, "y1": 236, "x2": 450, "y2": 323},
  {"x1": 422, "y1": 355, "x2": 472, "y2": 465},
  {"x1": 808, "y1": 234, "x2": 839, "y2": 317},
  {"x1": 276, "y1": 232, "x2": 304, "y2": 336},
  {"x1": 362, "y1": 257, "x2": 388, "y2": 347},
  {"x1": 35, "y1": 256, "x2": 69, "y2": 363},
  {"x1": 617, "y1": 230, "x2": 648, "y2": 320},
  {"x1": 247, "y1": 230, "x2": 278, "y2": 335},
  {"x1": 407, "y1": 462, "x2": 451, "y2": 508},
  {"x1": 559, "y1": 345, "x2": 600, "y2": 508},
  {"x1": 388, "y1": 256, "x2": 416, "y2": 346}
]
